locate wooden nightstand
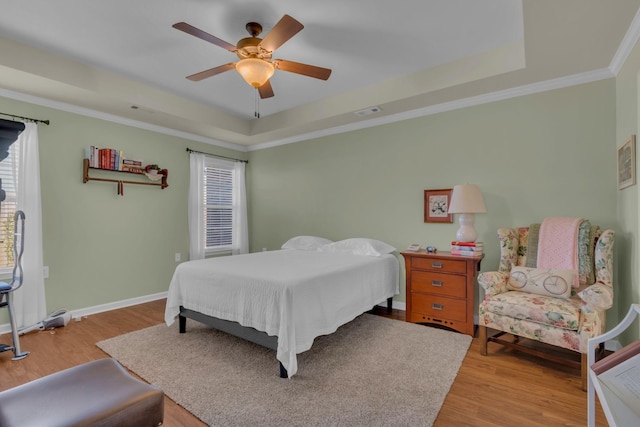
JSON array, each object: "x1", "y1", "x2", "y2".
[{"x1": 401, "y1": 250, "x2": 483, "y2": 336}]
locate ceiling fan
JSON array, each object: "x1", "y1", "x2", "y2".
[{"x1": 173, "y1": 15, "x2": 332, "y2": 99}]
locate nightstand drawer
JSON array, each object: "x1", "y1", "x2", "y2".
[
  {"x1": 411, "y1": 257, "x2": 467, "y2": 274},
  {"x1": 411, "y1": 271, "x2": 466, "y2": 297},
  {"x1": 411, "y1": 294, "x2": 467, "y2": 322}
]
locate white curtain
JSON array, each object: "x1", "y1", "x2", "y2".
[
  {"x1": 188, "y1": 152, "x2": 205, "y2": 260},
  {"x1": 13, "y1": 122, "x2": 46, "y2": 327},
  {"x1": 232, "y1": 161, "x2": 248, "y2": 255}
]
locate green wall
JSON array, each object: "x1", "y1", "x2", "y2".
[
  {"x1": 248, "y1": 79, "x2": 618, "y2": 310},
  {"x1": 0, "y1": 96, "x2": 246, "y2": 320},
  {"x1": 615, "y1": 36, "x2": 640, "y2": 341},
  {"x1": 0, "y1": 64, "x2": 634, "y2": 334}
]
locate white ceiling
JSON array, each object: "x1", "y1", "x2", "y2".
[{"x1": 0, "y1": 0, "x2": 638, "y2": 149}]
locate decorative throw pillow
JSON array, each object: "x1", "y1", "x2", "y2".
[
  {"x1": 577, "y1": 220, "x2": 595, "y2": 286},
  {"x1": 507, "y1": 266, "x2": 576, "y2": 299},
  {"x1": 517, "y1": 227, "x2": 530, "y2": 267},
  {"x1": 525, "y1": 224, "x2": 540, "y2": 268}
]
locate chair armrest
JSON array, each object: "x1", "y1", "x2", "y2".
[
  {"x1": 578, "y1": 282, "x2": 613, "y2": 312},
  {"x1": 478, "y1": 271, "x2": 509, "y2": 297}
]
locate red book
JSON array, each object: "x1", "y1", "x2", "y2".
[
  {"x1": 98, "y1": 148, "x2": 108, "y2": 169},
  {"x1": 451, "y1": 241, "x2": 483, "y2": 247}
]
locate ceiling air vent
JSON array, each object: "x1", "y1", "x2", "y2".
[{"x1": 354, "y1": 106, "x2": 382, "y2": 117}]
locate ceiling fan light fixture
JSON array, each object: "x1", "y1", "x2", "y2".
[{"x1": 236, "y1": 58, "x2": 275, "y2": 88}]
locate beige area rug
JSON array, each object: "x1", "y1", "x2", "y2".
[{"x1": 97, "y1": 314, "x2": 471, "y2": 426}]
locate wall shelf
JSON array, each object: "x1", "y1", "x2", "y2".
[{"x1": 82, "y1": 158, "x2": 168, "y2": 195}]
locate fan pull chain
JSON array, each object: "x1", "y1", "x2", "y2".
[{"x1": 254, "y1": 89, "x2": 260, "y2": 118}]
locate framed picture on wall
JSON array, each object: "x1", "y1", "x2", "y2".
[
  {"x1": 618, "y1": 135, "x2": 636, "y2": 190},
  {"x1": 424, "y1": 189, "x2": 453, "y2": 223}
]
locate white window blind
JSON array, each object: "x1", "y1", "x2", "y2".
[
  {"x1": 0, "y1": 143, "x2": 19, "y2": 271},
  {"x1": 204, "y1": 159, "x2": 233, "y2": 252}
]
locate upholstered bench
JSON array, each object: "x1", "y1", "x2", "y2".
[{"x1": 0, "y1": 358, "x2": 164, "y2": 427}]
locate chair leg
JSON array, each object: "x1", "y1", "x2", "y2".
[
  {"x1": 581, "y1": 353, "x2": 587, "y2": 392},
  {"x1": 479, "y1": 325, "x2": 488, "y2": 356}
]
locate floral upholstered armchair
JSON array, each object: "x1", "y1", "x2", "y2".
[{"x1": 477, "y1": 220, "x2": 615, "y2": 390}]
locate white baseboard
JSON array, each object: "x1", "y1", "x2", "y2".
[{"x1": 0, "y1": 292, "x2": 168, "y2": 336}]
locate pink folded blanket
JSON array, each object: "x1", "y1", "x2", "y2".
[{"x1": 537, "y1": 217, "x2": 582, "y2": 275}]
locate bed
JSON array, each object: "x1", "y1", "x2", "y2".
[{"x1": 164, "y1": 237, "x2": 400, "y2": 378}]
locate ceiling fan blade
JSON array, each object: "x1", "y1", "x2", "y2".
[
  {"x1": 259, "y1": 15, "x2": 304, "y2": 53},
  {"x1": 274, "y1": 59, "x2": 332, "y2": 80},
  {"x1": 258, "y1": 80, "x2": 274, "y2": 99},
  {"x1": 173, "y1": 22, "x2": 237, "y2": 52},
  {"x1": 186, "y1": 63, "x2": 236, "y2": 81}
]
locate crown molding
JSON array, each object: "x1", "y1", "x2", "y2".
[
  {"x1": 0, "y1": 87, "x2": 248, "y2": 153},
  {"x1": 0, "y1": 64, "x2": 620, "y2": 154},
  {"x1": 610, "y1": 5, "x2": 640, "y2": 76},
  {"x1": 249, "y1": 68, "x2": 615, "y2": 152}
]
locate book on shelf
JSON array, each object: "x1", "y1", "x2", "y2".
[
  {"x1": 86, "y1": 146, "x2": 142, "y2": 172},
  {"x1": 121, "y1": 165, "x2": 144, "y2": 174},
  {"x1": 85, "y1": 146, "x2": 100, "y2": 168},
  {"x1": 450, "y1": 249, "x2": 483, "y2": 257},
  {"x1": 122, "y1": 158, "x2": 142, "y2": 166},
  {"x1": 98, "y1": 148, "x2": 120, "y2": 170},
  {"x1": 450, "y1": 241, "x2": 483, "y2": 247}
]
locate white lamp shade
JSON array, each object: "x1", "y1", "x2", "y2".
[
  {"x1": 236, "y1": 58, "x2": 275, "y2": 88},
  {"x1": 448, "y1": 184, "x2": 486, "y2": 243},
  {"x1": 448, "y1": 184, "x2": 487, "y2": 214}
]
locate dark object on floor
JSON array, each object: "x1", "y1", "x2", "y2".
[{"x1": 0, "y1": 358, "x2": 164, "y2": 427}]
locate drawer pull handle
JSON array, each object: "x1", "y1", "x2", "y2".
[
  {"x1": 432, "y1": 303, "x2": 444, "y2": 310},
  {"x1": 431, "y1": 262, "x2": 444, "y2": 269},
  {"x1": 431, "y1": 280, "x2": 444, "y2": 287}
]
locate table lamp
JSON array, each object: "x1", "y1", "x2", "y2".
[{"x1": 448, "y1": 183, "x2": 487, "y2": 242}]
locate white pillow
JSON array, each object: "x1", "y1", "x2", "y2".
[
  {"x1": 507, "y1": 266, "x2": 576, "y2": 299},
  {"x1": 319, "y1": 238, "x2": 396, "y2": 257},
  {"x1": 281, "y1": 236, "x2": 333, "y2": 251}
]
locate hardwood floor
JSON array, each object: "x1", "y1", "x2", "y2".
[{"x1": 0, "y1": 300, "x2": 607, "y2": 426}]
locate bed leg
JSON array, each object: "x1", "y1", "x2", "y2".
[
  {"x1": 386, "y1": 297, "x2": 393, "y2": 314},
  {"x1": 279, "y1": 362, "x2": 287, "y2": 379},
  {"x1": 179, "y1": 314, "x2": 186, "y2": 334}
]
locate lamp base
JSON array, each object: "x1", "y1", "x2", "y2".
[{"x1": 455, "y1": 213, "x2": 477, "y2": 242}]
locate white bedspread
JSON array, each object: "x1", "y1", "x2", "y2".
[{"x1": 165, "y1": 250, "x2": 399, "y2": 377}]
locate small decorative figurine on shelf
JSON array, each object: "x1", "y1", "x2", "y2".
[{"x1": 144, "y1": 164, "x2": 162, "y2": 181}]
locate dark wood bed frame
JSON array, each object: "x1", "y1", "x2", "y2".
[{"x1": 178, "y1": 297, "x2": 393, "y2": 378}]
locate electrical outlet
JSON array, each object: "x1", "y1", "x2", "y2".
[
  {"x1": 175, "y1": 252, "x2": 181, "y2": 262},
  {"x1": 43, "y1": 266, "x2": 49, "y2": 278}
]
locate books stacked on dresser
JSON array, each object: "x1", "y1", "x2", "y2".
[{"x1": 450, "y1": 241, "x2": 483, "y2": 257}]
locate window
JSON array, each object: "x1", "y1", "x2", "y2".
[
  {"x1": 203, "y1": 157, "x2": 234, "y2": 253},
  {"x1": 189, "y1": 153, "x2": 247, "y2": 259},
  {"x1": 0, "y1": 142, "x2": 19, "y2": 273}
]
